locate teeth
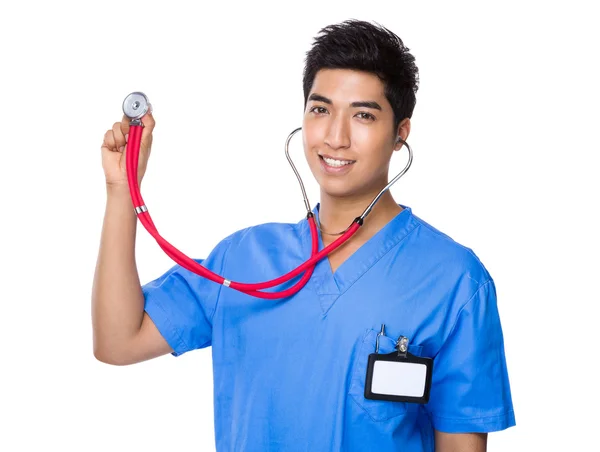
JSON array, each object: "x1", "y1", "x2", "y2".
[{"x1": 323, "y1": 156, "x2": 354, "y2": 167}]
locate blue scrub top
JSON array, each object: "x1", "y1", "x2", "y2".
[{"x1": 142, "y1": 203, "x2": 516, "y2": 451}]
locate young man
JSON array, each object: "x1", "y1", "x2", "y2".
[{"x1": 94, "y1": 19, "x2": 515, "y2": 451}]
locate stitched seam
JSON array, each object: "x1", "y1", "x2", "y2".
[
  {"x1": 433, "y1": 279, "x2": 493, "y2": 359},
  {"x1": 337, "y1": 222, "x2": 421, "y2": 297},
  {"x1": 348, "y1": 329, "x2": 418, "y2": 422},
  {"x1": 171, "y1": 272, "x2": 205, "y2": 352},
  {"x1": 147, "y1": 292, "x2": 188, "y2": 354},
  {"x1": 208, "y1": 235, "x2": 237, "y2": 324},
  {"x1": 417, "y1": 220, "x2": 488, "y2": 274},
  {"x1": 348, "y1": 328, "x2": 371, "y2": 392},
  {"x1": 431, "y1": 409, "x2": 514, "y2": 422}
]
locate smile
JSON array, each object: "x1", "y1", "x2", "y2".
[{"x1": 319, "y1": 155, "x2": 356, "y2": 173}]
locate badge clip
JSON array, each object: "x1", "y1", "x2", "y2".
[
  {"x1": 396, "y1": 335, "x2": 409, "y2": 358},
  {"x1": 364, "y1": 324, "x2": 434, "y2": 404}
]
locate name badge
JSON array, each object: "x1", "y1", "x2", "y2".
[{"x1": 364, "y1": 325, "x2": 433, "y2": 404}]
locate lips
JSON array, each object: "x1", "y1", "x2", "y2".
[
  {"x1": 318, "y1": 154, "x2": 356, "y2": 174},
  {"x1": 318, "y1": 153, "x2": 356, "y2": 163}
]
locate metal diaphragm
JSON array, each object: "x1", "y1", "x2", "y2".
[{"x1": 122, "y1": 91, "x2": 152, "y2": 120}]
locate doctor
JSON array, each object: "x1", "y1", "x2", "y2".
[{"x1": 93, "y1": 19, "x2": 515, "y2": 452}]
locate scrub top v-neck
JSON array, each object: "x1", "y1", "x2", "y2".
[
  {"x1": 142, "y1": 203, "x2": 516, "y2": 452},
  {"x1": 307, "y1": 204, "x2": 418, "y2": 317}
]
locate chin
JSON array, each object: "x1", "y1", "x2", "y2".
[{"x1": 319, "y1": 180, "x2": 361, "y2": 199}]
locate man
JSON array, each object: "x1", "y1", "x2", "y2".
[{"x1": 94, "y1": 19, "x2": 515, "y2": 451}]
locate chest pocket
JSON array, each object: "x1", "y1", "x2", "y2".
[{"x1": 348, "y1": 328, "x2": 424, "y2": 422}]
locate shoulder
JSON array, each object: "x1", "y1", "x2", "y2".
[
  {"x1": 402, "y1": 210, "x2": 501, "y2": 353},
  {"x1": 218, "y1": 217, "x2": 306, "y2": 255},
  {"x1": 407, "y1": 210, "x2": 492, "y2": 287}
]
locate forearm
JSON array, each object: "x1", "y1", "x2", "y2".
[
  {"x1": 434, "y1": 431, "x2": 487, "y2": 452},
  {"x1": 91, "y1": 183, "x2": 144, "y2": 361}
]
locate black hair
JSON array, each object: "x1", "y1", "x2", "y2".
[{"x1": 303, "y1": 19, "x2": 419, "y2": 134}]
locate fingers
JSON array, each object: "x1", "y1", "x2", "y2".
[
  {"x1": 141, "y1": 109, "x2": 155, "y2": 132},
  {"x1": 108, "y1": 108, "x2": 154, "y2": 156},
  {"x1": 112, "y1": 121, "x2": 127, "y2": 152},
  {"x1": 120, "y1": 114, "x2": 131, "y2": 137},
  {"x1": 120, "y1": 107, "x2": 154, "y2": 130},
  {"x1": 140, "y1": 110, "x2": 155, "y2": 153},
  {"x1": 102, "y1": 128, "x2": 117, "y2": 152}
]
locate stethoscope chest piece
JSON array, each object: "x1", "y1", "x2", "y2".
[
  {"x1": 122, "y1": 91, "x2": 152, "y2": 120},
  {"x1": 119, "y1": 89, "x2": 411, "y2": 299}
]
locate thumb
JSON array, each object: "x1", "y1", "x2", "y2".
[{"x1": 140, "y1": 109, "x2": 155, "y2": 151}]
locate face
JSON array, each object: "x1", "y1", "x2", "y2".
[{"x1": 302, "y1": 68, "x2": 410, "y2": 199}]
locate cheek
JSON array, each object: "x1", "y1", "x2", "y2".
[
  {"x1": 301, "y1": 140, "x2": 320, "y2": 176},
  {"x1": 302, "y1": 141, "x2": 314, "y2": 165},
  {"x1": 302, "y1": 116, "x2": 328, "y2": 145},
  {"x1": 375, "y1": 149, "x2": 393, "y2": 170},
  {"x1": 302, "y1": 129, "x2": 319, "y2": 161},
  {"x1": 355, "y1": 135, "x2": 391, "y2": 164},
  {"x1": 357, "y1": 150, "x2": 393, "y2": 181},
  {"x1": 301, "y1": 124, "x2": 311, "y2": 153}
]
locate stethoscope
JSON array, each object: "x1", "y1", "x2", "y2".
[{"x1": 121, "y1": 91, "x2": 413, "y2": 299}]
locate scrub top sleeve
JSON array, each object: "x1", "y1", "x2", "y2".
[
  {"x1": 425, "y1": 278, "x2": 516, "y2": 433},
  {"x1": 141, "y1": 235, "x2": 233, "y2": 357}
]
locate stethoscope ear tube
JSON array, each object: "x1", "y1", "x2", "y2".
[
  {"x1": 123, "y1": 92, "x2": 364, "y2": 299},
  {"x1": 123, "y1": 93, "x2": 413, "y2": 299}
]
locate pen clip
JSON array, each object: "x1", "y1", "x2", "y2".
[{"x1": 375, "y1": 324, "x2": 386, "y2": 354}]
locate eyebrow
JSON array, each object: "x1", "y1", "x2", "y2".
[{"x1": 307, "y1": 93, "x2": 382, "y2": 111}]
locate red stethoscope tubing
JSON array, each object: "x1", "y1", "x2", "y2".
[{"x1": 125, "y1": 122, "x2": 361, "y2": 299}]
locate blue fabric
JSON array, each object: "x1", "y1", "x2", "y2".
[{"x1": 142, "y1": 203, "x2": 515, "y2": 451}]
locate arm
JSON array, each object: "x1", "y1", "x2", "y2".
[
  {"x1": 91, "y1": 183, "x2": 172, "y2": 365},
  {"x1": 434, "y1": 431, "x2": 487, "y2": 452},
  {"x1": 425, "y1": 279, "x2": 515, "y2": 437}
]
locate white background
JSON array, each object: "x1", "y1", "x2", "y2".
[{"x1": 1, "y1": 1, "x2": 598, "y2": 450}]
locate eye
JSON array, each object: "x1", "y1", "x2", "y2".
[
  {"x1": 356, "y1": 112, "x2": 376, "y2": 121},
  {"x1": 309, "y1": 106, "x2": 328, "y2": 115}
]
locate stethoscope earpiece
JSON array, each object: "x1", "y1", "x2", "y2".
[{"x1": 285, "y1": 127, "x2": 412, "y2": 227}]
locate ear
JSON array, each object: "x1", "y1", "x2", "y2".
[{"x1": 394, "y1": 118, "x2": 411, "y2": 151}]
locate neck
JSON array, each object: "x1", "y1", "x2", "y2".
[{"x1": 317, "y1": 188, "x2": 403, "y2": 242}]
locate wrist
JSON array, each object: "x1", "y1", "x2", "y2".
[{"x1": 106, "y1": 182, "x2": 135, "y2": 197}]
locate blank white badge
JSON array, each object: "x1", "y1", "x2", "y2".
[
  {"x1": 372, "y1": 360, "x2": 427, "y2": 397},
  {"x1": 364, "y1": 351, "x2": 433, "y2": 403}
]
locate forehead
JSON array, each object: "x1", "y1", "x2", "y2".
[{"x1": 309, "y1": 68, "x2": 387, "y2": 103}]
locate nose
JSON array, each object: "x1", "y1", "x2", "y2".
[{"x1": 324, "y1": 114, "x2": 350, "y2": 150}]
